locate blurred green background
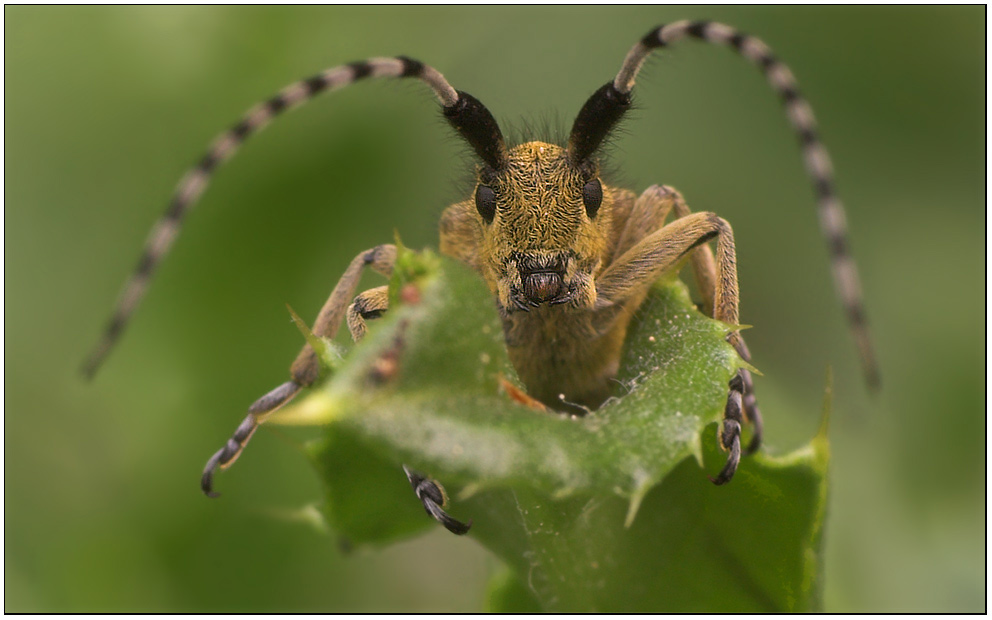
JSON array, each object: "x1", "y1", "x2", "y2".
[{"x1": 5, "y1": 6, "x2": 984, "y2": 612}]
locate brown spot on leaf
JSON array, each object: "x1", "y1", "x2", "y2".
[
  {"x1": 400, "y1": 283, "x2": 421, "y2": 305},
  {"x1": 499, "y1": 374, "x2": 549, "y2": 412},
  {"x1": 368, "y1": 319, "x2": 408, "y2": 385}
]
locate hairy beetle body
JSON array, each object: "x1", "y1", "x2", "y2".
[
  {"x1": 442, "y1": 142, "x2": 639, "y2": 412},
  {"x1": 84, "y1": 21, "x2": 879, "y2": 535}
]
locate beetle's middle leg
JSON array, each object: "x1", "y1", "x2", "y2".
[
  {"x1": 596, "y1": 196, "x2": 753, "y2": 484},
  {"x1": 345, "y1": 285, "x2": 389, "y2": 342},
  {"x1": 345, "y1": 289, "x2": 471, "y2": 534}
]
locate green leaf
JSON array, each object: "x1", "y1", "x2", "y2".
[
  {"x1": 484, "y1": 566, "x2": 543, "y2": 612},
  {"x1": 274, "y1": 248, "x2": 829, "y2": 611}
]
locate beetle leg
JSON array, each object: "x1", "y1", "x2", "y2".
[
  {"x1": 345, "y1": 289, "x2": 475, "y2": 535},
  {"x1": 663, "y1": 187, "x2": 762, "y2": 454},
  {"x1": 611, "y1": 185, "x2": 676, "y2": 260},
  {"x1": 612, "y1": 186, "x2": 764, "y2": 456},
  {"x1": 346, "y1": 285, "x2": 390, "y2": 342},
  {"x1": 202, "y1": 244, "x2": 396, "y2": 497},
  {"x1": 403, "y1": 466, "x2": 473, "y2": 535},
  {"x1": 201, "y1": 244, "x2": 470, "y2": 533},
  {"x1": 287, "y1": 244, "x2": 397, "y2": 386},
  {"x1": 595, "y1": 207, "x2": 752, "y2": 482}
]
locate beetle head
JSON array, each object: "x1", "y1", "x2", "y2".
[{"x1": 473, "y1": 141, "x2": 614, "y2": 312}]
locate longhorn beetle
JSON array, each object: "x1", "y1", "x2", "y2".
[{"x1": 84, "y1": 21, "x2": 879, "y2": 535}]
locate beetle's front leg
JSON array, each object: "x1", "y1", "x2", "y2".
[
  {"x1": 594, "y1": 210, "x2": 750, "y2": 483},
  {"x1": 201, "y1": 244, "x2": 395, "y2": 496},
  {"x1": 662, "y1": 188, "x2": 762, "y2": 456},
  {"x1": 201, "y1": 243, "x2": 471, "y2": 533}
]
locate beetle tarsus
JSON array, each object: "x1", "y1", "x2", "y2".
[
  {"x1": 711, "y1": 370, "x2": 745, "y2": 484},
  {"x1": 404, "y1": 465, "x2": 472, "y2": 535},
  {"x1": 201, "y1": 448, "x2": 224, "y2": 498},
  {"x1": 710, "y1": 419, "x2": 742, "y2": 485}
]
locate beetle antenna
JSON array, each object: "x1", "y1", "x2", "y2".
[
  {"x1": 570, "y1": 20, "x2": 879, "y2": 389},
  {"x1": 82, "y1": 57, "x2": 505, "y2": 379}
]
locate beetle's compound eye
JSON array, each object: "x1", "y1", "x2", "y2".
[
  {"x1": 582, "y1": 179, "x2": 603, "y2": 218},
  {"x1": 475, "y1": 185, "x2": 497, "y2": 223}
]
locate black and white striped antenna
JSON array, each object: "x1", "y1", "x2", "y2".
[
  {"x1": 567, "y1": 20, "x2": 879, "y2": 388},
  {"x1": 82, "y1": 56, "x2": 506, "y2": 379}
]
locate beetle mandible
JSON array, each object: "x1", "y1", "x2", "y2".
[{"x1": 83, "y1": 21, "x2": 879, "y2": 535}]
